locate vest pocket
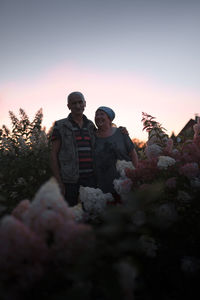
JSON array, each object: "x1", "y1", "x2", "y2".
[
  {"x1": 60, "y1": 159, "x2": 78, "y2": 181},
  {"x1": 63, "y1": 131, "x2": 73, "y2": 148}
]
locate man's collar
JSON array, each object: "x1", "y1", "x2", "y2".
[{"x1": 68, "y1": 113, "x2": 88, "y2": 125}]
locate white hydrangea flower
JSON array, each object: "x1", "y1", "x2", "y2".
[
  {"x1": 138, "y1": 235, "x2": 158, "y2": 257},
  {"x1": 113, "y1": 177, "x2": 132, "y2": 195},
  {"x1": 148, "y1": 129, "x2": 168, "y2": 146},
  {"x1": 68, "y1": 203, "x2": 84, "y2": 222},
  {"x1": 79, "y1": 186, "x2": 114, "y2": 220},
  {"x1": 177, "y1": 190, "x2": 192, "y2": 203},
  {"x1": 132, "y1": 210, "x2": 146, "y2": 226},
  {"x1": 145, "y1": 144, "x2": 163, "y2": 159},
  {"x1": 190, "y1": 178, "x2": 200, "y2": 189},
  {"x1": 157, "y1": 155, "x2": 176, "y2": 169},
  {"x1": 113, "y1": 160, "x2": 135, "y2": 203},
  {"x1": 154, "y1": 203, "x2": 178, "y2": 227},
  {"x1": 181, "y1": 256, "x2": 200, "y2": 273},
  {"x1": 115, "y1": 261, "x2": 138, "y2": 296},
  {"x1": 116, "y1": 160, "x2": 135, "y2": 178}
]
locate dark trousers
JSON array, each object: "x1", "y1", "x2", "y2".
[{"x1": 64, "y1": 176, "x2": 97, "y2": 207}]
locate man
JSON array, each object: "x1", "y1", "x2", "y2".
[{"x1": 50, "y1": 91, "x2": 97, "y2": 206}]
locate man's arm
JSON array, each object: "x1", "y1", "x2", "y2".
[{"x1": 50, "y1": 139, "x2": 65, "y2": 196}]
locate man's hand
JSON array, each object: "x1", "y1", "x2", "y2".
[
  {"x1": 59, "y1": 182, "x2": 65, "y2": 197},
  {"x1": 119, "y1": 126, "x2": 129, "y2": 135}
]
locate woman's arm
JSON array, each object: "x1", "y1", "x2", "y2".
[{"x1": 129, "y1": 148, "x2": 138, "y2": 168}]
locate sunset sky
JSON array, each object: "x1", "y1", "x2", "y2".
[{"x1": 1, "y1": 0, "x2": 200, "y2": 141}]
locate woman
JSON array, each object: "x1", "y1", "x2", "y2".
[{"x1": 94, "y1": 106, "x2": 138, "y2": 198}]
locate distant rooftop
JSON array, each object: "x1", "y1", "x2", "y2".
[{"x1": 177, "y1": 114, "x2": 199, "y2": 137}]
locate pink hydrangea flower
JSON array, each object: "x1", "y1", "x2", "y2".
[
  {"x1": 165, "y1": 177, "x2": 177, "y2": 189},
  {"x1": 179, "y1": 162, "x2": 199, "y2": 179},
  {"x1": 11, "y1": 199, "x2": 30, "y2": 221},
  {"x1": 113, "y1": 178, "x2": 133, "y2": 195},
  {"x1": 22, "y1": 177, "x2": 74, "y2": 229},
  {"x1": 0, "y1": 216, "x2": 47, "y2": 293},
  {"x1": 164, "y1": 138, "x2": 174, "y2": 153},
  {"x1": 49, "y1": 220, "x2": 95, "y2": 265}
]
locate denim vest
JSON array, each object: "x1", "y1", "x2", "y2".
[{"x1": 53, "y1": 115, "x2": 96, "y2": 183}]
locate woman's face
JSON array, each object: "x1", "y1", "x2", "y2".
[{"x1": 95, "y1": 110, "x2": 111, "y2": 128}]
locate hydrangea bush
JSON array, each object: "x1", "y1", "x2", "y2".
[{"x1": 0, "y1": 111, "x2": 200, "y2": 299}]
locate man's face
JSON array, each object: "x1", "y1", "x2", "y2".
[{"x1": 67, "y1": 94, "x2": 86, "y2": 115}]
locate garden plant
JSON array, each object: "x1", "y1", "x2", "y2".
[{"x1": 0, "y1": 110, "x2": 200, "y2": 300}]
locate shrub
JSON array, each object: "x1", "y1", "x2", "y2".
[{"x1": 0, "y1": 108, "x2": 52, "y2": 214}]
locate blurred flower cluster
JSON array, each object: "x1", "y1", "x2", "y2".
[{"x1": 0, "y1": 178, "x2": 94, "y2": 300}]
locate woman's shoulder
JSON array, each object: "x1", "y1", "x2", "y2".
[
  {"x1": 115, "y1": 127, "x2": 127, "y2": 136},
  {"x1": 111, "y1": 127, "x2": 124, "y2": 139},
  {"x1": 112, "y1": 127, "x2": 118, "y2": 134}
]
